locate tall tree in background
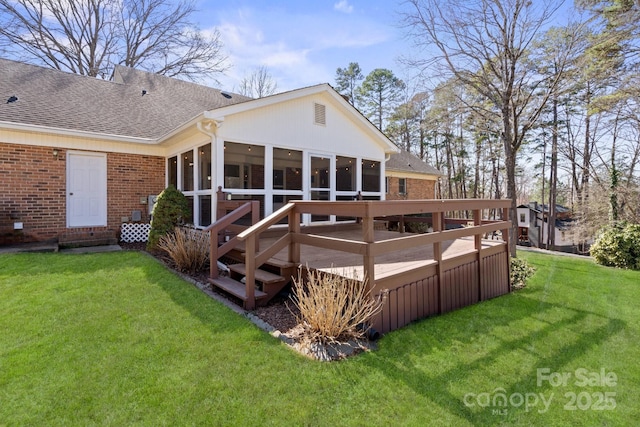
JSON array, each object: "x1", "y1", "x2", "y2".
[
  {"x1": 403, "y1": 0, "x2": 578, "y2": 256},
  {"x1": 335, "y1": 62, "x2": 364, "y2": 107},
  {"x1": 238, "y1": 66, "x2": 278, "y2": 98},
  {"x1": 357, "y1": 68, "x2": 405, "y2": 131},
  {"x1": 535, "y1": 25, "x2": 585, "y2": 249},
  {"x1": 386, "y1": 91, "x2": 428, "y2": 153},
  {"x1": 0, "y1": 0, "x2": 227, "y2": 81}
]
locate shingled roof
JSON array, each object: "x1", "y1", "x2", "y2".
[
  {"x1": 0, "y1": 58, "x2": 251, "y2": 140},
  {"x1": 386, "y1": 148, "x2": 442, "y2": 176}
]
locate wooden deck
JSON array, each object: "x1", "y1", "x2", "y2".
[
  {"x1": 252, "y1": 227, "x2": 503, "y2": 282},
  {"x1": 207, "y1": 199, "x2": 512, "y2": 334}
]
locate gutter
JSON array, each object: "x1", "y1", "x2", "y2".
[{"x1": 0, "y1": 120, "x2": 157, "y2": 145}]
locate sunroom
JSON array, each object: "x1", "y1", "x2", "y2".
[{"x1": 163, "y1": 85, "x2": 398, "y2": 228}]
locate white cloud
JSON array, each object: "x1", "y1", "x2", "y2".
[
  {"x1": 206, "y1": 4, "x2": 394, "y2": 92},
  {"x1": 334, "y1": 0, "x2": 353, "y2": 14}
]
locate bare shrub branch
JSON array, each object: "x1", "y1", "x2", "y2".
[
  {"x1": 157, "y1": 226, "x2": 209, "y2": 274},
  {"x1": 290, "y1": 267, "x2": 386, "y2": 344}
]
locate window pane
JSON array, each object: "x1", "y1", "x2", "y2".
[
  {"x1": 310, "y1": 190, "x2": 330, "y2": 221},
  {"x1": 223, "y1": 142, "x2": 265, "y2": 189},
  {"x1": 185, "y1": 196, "x2": 194, "y2": 224},
  {"x1": 362, "y1": 159, "x2": 380, "y2": 192},
  {"x1": 182, "y1": 151, "x2": 194, "y2": 191},
  {"x1": 273, "y1": 194, "x2": 302, "y2": 224},
  {"x1": 336, "y1": 156, "x2": 356, "y2": 191},
  {"x1": 168, "y1": 156, "x2": 178, "y2": 188},
  {"x1": 273, "y1": 148, "x2": 303, "y2": 190},
  {"x1": 199, "y1": 143, "x2": 212, "y2": 190},
  {"x1": 311, "y1": 156, "x2": 330, "y2": 189},
  {"x1": 226, "y1": 194, "x2": 265, "y2": 224},
  {"x1": 336, "y1": 195, "x2": 357, "y2": 222},
  {"x1": 199, "y1": 195, "x2": 211, "y2": 227}
]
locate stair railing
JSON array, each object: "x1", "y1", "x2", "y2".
[
  {"x1": 236, "y1": 203, "x2": 298, "y2": 310},
  {"x1": 204, "y1": 200, "x2": 260, "y2": 279}
]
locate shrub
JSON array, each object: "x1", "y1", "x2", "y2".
[
  {"x1": 510, "y1": 257, "x2": 536, "y2": 290},
  {"x1": 147, "y1": 185, "x2": 190, "y2": 250},
  {"x1": 157, "y1": 227, "x2": 210, "y2": 273},
  {"x1": 290, "y1": 268, "x2": 386, "y2": 343},
  {"x1": 591, "y1": 222, "x2": 640, "y2": 270},
  {"x1": 405, "y1": 220, "x2": 430, "y2": 234}
]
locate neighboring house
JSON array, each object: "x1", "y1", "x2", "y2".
[
  {"x1": 517, "y1": 202, "x2": 583, "y2": 253},
  {"x1": 385, "y1": 149, "x2": 442, "y2": 200},
  {"x1": 0, "y1": 58, "x2": 398, "y2": 245}
]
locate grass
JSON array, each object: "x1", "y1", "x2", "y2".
[{"x1": 0, "y1": 249, "x2": 638, "y2": 425}]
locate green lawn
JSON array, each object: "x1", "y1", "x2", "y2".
[{"x1": 0, "y1": 250, "x2": 638, "y2": 426}]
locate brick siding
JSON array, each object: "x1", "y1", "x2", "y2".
[
  {"x1": 0, "y1": 142, "x2": 164, "y2": 244},
  {"x1": 386, "y1": 176, "x2": 436, "y2": 200}
]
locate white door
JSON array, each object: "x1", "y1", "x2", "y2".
[
  {"x1": 308, "y1": 154, "x2": 333, "y2": 223},
  {"x1": 67, "y1": 152, "x2": 107, "y2": 227}
]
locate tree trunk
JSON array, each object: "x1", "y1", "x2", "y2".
[
  {"x1": 502, "y1": 119, "x2": 518, "y2": 258},
  {"x1": 548, "y1": 95, "x2": 558, "y2": 250}
]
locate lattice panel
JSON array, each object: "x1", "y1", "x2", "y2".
[{"x1": 120, "y1": 223, "x2": 151, "y2": 243}]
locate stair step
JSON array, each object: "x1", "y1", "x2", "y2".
[
  {"x1": 239, "y1": 253, "x2": 298, "y2": 269},
  {"x1": 228, "y1": 264, "x2": 286, "y2": 284},
  {"x1": 209, "y1": 276, "x2": 268, "y2": 301}
]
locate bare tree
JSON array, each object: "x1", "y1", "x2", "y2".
[
  {"x1": 402, "y1": 0, "x2": 580, "y2": 256},
  {"x1": 238, "y1": 66, "x2": 278, "y2": 98},
  {"x1": 0, "y1": 0, "x2": 227, "y2": 81}
]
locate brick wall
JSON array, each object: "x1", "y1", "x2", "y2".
[
  {"x1": 0, "y1": 142, "x2": 164, "y2": 244},
  {"x1": 386, "y1": 176, "x2": 436, "y2": 200},
  {"x1": 107, "y1": 151, "x2": 165, "y2": 230}
]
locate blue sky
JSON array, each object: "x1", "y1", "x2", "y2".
[
  {"x1": 197, "y1": 0, "x2": 577, "y2": 93},
  {"x1": 197, "y1": 0, "x2": 408, "y2": 92}
]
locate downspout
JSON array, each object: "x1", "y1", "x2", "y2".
[
  {"x1": 196, "y1": 118, "x2": 229, "y2": 273},
  {"x1": 196, "y1": 118, "x2": 223, "y2": 220}
]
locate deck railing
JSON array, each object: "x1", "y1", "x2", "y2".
[
  {"x1": 204, "y1": 199, "x2": 260, "y2": 279},
  {"x1": 228, "y1": 199, "x2": 511, "y2": 310}
]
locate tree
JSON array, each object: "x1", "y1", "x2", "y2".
[
  {"x1": 0, "y1": 0, "x2": 227, "y2": 81},
  {"x1": 357, "y1": 68, "x2": 405, "y2": 131},
  {"x1": 335, "y1": 62, "x2": 364, "y2": 107},
  {"x1": 403, "y1": 0, "x2": 579, "y2": 256},
  {"x1": 238, "y1": 66, "x2": 278, "y2": 98},
  {"x1": 385, "y1": 91, "x2": 428, "y2": 153}
]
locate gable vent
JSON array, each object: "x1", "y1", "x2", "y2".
[{"x1": 314, "y1": 102, "x2": 326, "y2": 125}]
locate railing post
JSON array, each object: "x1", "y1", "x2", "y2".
[
  {"x1": 210, "y1": 229, "x2": 219, "y2": 279},
  {"x1": 251, "y1": 200, "x2": 260, "y2": 253},
  {"x1": 433, "y1": 211, "x2": 443, "y2": 314},
  {"x1": 288, "y1": 207, "x2": 300, "y2": 264},
  {"x1": 502, "y1": 206, "x2": 511, "y2": 292},
  {"x1": 474, "y1": 209, "x2": 483, "y2": 301},
  {"x1": 362, "y1": 213, "x2": 375, "y2": 293},
  {"x1": 216, "y1": 186, "x2": 226, "y2": 245},
  {"x1": 245, "y1": 234, "x2": 256, "y2": 310}
]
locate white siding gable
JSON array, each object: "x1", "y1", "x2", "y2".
[{"x1": 215, "y1": 92, "x2": 386, "y2": 161}]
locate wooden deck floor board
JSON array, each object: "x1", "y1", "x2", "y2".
[{"x1": 245, "y1": 226, "x2": 504, "y2": 281}]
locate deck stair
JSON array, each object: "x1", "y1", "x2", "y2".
[
  {"x1": 208, "y1": 276, "x2": 268, "y2": 303},
  {"x1": 217, "y1": 247, "x2": 299, "y2": 303},
  {"x1": 230, "y1": 262, "x2": 290, "y2": 303}
]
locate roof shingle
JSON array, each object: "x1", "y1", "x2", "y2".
[
  {"x1": 0, "y1": 58, "x2": 251, "y2": 139},
  {"x1": 386, "y1": 148, "x2": 442, "y2": 176}
]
